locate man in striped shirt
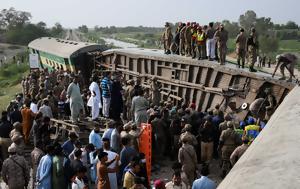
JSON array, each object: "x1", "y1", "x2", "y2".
[{"x1": 101, "y1": 72, "x2": 112, "y2": 118}]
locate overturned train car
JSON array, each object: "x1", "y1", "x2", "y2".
[
  {"x1": 99, "y1": 48, "x2": 295, "y2": 120},
  {"x1": 28, "y1": 37, "x2": 106, "y2": 80}
]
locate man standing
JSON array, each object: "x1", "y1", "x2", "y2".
[
  {"x1": 67, "y1": 75, "x2": 84, "y2": 123},
  {"x1": 214, "y1": 24, "x2": 228, "y2": 65},
  {"x1": 62, "y1": 132, "x2": 79, "y2": 156},
  {"x1": 197, "y1": 26, "x2": 207, "y2": 60},
  {"x1": 87, "y1": 76, "x2": 102, "y2": 120},
  {"x1": 119, "y1": 137, "x2": 138, "y2": 181},
  {"x1": 235, "y1": 28, "x2": 247, "y2": 68},
  {"x1": 31, "y1": 143, "x2": 45, "y2": 189},
  {"x1": 39, "y1": 99, "x2": 53, "y2": 118},
  {"x1": 1, "y1": 144, "x2": 30, "y2": 189},
  {"x1": 230, "y1": 137, "x2": 249, "y2": 166},
  {"x1": 89, "y1": 126, "x2": 103, "y2": 150},
  {"x1": 124, "y1": 80, "x2": 135, "y2": 120},
  {"x1": 0, "y1": 111, "x2": 13, "y2": 159},
  {"x1": 101, "y1": 72, "x2": 112, "y2": 118},
  {"x1": 111, "y1": 124, "x2": 122, "y2": 153},
  {"x1": 272, "y1": 53, "x2": 298, "y2": 82},
  {"x1": 184, "y1": 22, "x2": 192, "y2": 57},
  {"x1": 179, "y1": 23, "x2": 187, "y2": 56},
  {"x1": 103, "y1": 138, "x2": 120, "y2": 189},
  {"x1": 21, "y1": 102, "x2": 36, "y2": 144},
  {"x1": 247, "y1": 27, "x2": 259, "y2": 72},
  {"x1": 36, "y1": 145, "x2": 54, "y2": 189},
  {"x1": 97, "y1": 151, "x2": 119, "y2": 189},
  {"x1": 162, "y1": 22, "x2": 173, "y2": 54},
  {"x1": 178, "y1": 138, "x2": 198, "y2": 186},
  {"x1": 131, "y1": 89, "x2": 149, "y2": 127},
  {"x1": 191, "y1": 23, "x2": 198, "y2": 58},
  {"x1": 206, "y1": 22, "x2": 216, "y2": 61},
  {"x1": 218, "y1": 121, "x2": 241, "y2": 178}
]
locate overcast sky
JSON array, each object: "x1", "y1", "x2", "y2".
[{"x1": 2, "y1": 0, "x2": 299, "y2": 28}]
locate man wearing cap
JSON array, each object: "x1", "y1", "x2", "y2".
[
  {"x1": 44, "y1": 76, "x2": 52, "y2": 93},
  {"x1": 179, "y1": 124, "x2": 198, "y2": 147},
  {"x1": 162, "y1": 22, "x2": 173, "y2": 55},
  {"x1": 230, "y1": 137, "x2": 249, "y2": 166},
  {"x1": 31, "y1": 143, "x2": 45, "y2": 189},
  {"x1": 0, "y1": 111, "x2": 13, "y2": 159},
  {"x1": 272, "y1": 53, "x2": 298, "y2": 82},
  {"x1": 247, "y1": 27, "x2": 259, "y2": 72},
  {"x1": 179, "y1": 23, "x2": 187, "y2": 56},
  {"x1": 67, "y1": 76, "x2": 84, "y2": 123},
  {"x1": 39, "y1": 98, "x2": 53, "y2": 118},
  {"x1": 184, "y1": 22, "x2": 192, "y2": 56},
  {"x1": 235, "y1": 28, "x2": 247, "y2": 68},
  {"x1": 1, "y1": 143, "x2": 30, "y2": 189},
  {"x1": 243, "y1": 117, "x2": 260, "y2": 144},
  {"x1": 124, "y1": 80, "x2": 135, "y2": 120},
  {"x1": 197, "y1": 26, "x2": 207, "y2": 60},
  {"x1": 178, "y1": 137, "x2": 198, "y2": 186},
  {"x1": 214, "y1": 24, "x2": 228, "y2": 65},
  {"x1": 218, "y1": 121, "x2": 241, "y2": 178}
]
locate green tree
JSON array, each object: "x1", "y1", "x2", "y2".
[
  {"x1": 78, "y1": 25, "x2": 88, "y2": 33},
  {"x1": 239, "y1": 10, "x2": 257, "y2": 32},
  {"x1": 255, "y1": 17, "x2": 273, "y2": 34},
  {"x1": 51, "y1": 22, "x2": 64, "y2": 37},
  {"x1": 284, "y1": 21, "x2": 299, "y2": 29},
  {"x1": 259, "y1": 35, "x2": 279, "y2": 55},
  {"x1": 222, "y1": 20, "x2": 239, "y2": 38}
]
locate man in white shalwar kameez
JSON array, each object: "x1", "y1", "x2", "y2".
[
  {"x1": 67, "y1": 76, "x2": 84, "y2": 123},
  {"x1": 103, "y1": 137, "x2": 119, "y2": 189},
  {"x1": 87, "y1": 77, "x2": 102, "y2": 120}
]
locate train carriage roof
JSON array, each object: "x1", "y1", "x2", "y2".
[{"x1": 28, "y1": 37, "x2": 103, "y2": 58}]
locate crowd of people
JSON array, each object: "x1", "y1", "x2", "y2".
[
  {"x1": 162, "y1": 21, "x2": 270, "y2": 72},
  {"x1": 0, "y1": 65, "x2": 274, "y2": 189}
]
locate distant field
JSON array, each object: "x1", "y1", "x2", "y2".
[{"x1": 278, "y1": 40, "x2": 300, "y2": 52}]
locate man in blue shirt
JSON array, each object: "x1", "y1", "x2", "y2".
[
  {"x1": 192, "y1": 166, "x2": 216, "y2": 189},
  {"x1": 62, "y1": 132, "x2": 78, "y2": 156},
  {"x1": 118, "y1": 137, "x2": 137, "y2": 182},
  {"x1": 100, "y1": 72, "x2": 112, "y2": 118},
  {"x1": 89, "y1": 126, "x2": 103, "y2": 149}
]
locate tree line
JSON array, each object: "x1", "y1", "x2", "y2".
[{"x1": 0, "y1": 7, "x2": 64, "y2": 45}]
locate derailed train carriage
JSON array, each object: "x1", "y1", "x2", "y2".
[
  {"x1": 98, "y1": 48, "x2": 296, "y2": 121},
  {"x1": 28, "y1": 37, "x2": 296, "y2": 121},
  {"x1": 28, "y1": 37, "x2": 106, "y2": 80}
]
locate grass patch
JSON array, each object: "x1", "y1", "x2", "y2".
[
  {"x1": 0, "y1": 62, "x2": 29, "y2": 110},
  {"x1": 278, "y1": 40, "x2": 300, "y2": 52}
]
